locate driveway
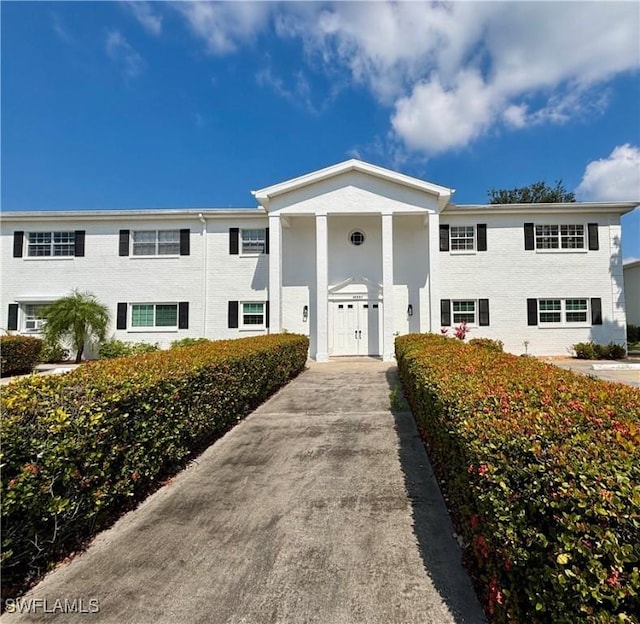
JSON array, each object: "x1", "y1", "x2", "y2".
[{"x1": 2, "y1": 360, "x2": 485, "y2": 624}]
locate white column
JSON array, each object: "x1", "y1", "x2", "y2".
[
  {"x1": 315, "y1": 212, "x2": 329, "y2": 361},
  {"x1": 381, "y1": 212, "x2": 394, "y2": 361},
  {"x1": 428, "y1": 211, "x2": 440, "y2": 333},
  {"x1": 268, "y1": 214, "x2": 282, "y2": 334}
]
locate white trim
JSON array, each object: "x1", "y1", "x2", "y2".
[{"x1": 240, "y1": 301, "x2": 266, "y2": 330}]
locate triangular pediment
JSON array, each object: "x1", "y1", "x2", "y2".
[
  {"x1": 252, "y1": 159, "x2": 454, "y2": 212},
  {"x1": 328, "y1": 277, "x2": 382, "y2": 296}
]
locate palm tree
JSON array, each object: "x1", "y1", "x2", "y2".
[{"x1": 43, "y1": 290, "x2": 110, "y2": 363}]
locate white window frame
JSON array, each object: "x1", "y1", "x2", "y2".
[
  {"x1": 240, "y1": 301, "x2": 266, "y2": 329},
  {"x1": 131, "y1": 230, "x2": 180, "y2": 257},
  {"x1": 452, "y1": 300, "x2": 477, "y2": 325},
  {"x1": 130, "y1": 303, "x2": 179, "y2": 331},
  {"x1": 22, "y1": 303, "x2": 50, "y2": 333},
  {"x1": 240, "y1": 229, "x2": 266, "y2": 255},
  {"x1": 450, "y1": 226, "x2": 475, "y2": 252},
  {"x1": 535, "y1": 224, "x2": 586, "y2": 252},
  {"x1": 537, "y1": 298, "x2": 589, "y2": 326},
  {"x1": 27, "y1": 232, "x2": 75, "y2": 257}
]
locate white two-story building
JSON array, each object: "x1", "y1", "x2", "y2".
[{"x1": 1, "y1": 160, "x2": 636, "y2": 359}]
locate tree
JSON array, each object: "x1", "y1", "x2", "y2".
[
  {"x1": 43, "y1": 290, "x2": 110, "y2": 363},
  {"x1": 488, "y1": 180, "x2": 576, "y2": 204}
]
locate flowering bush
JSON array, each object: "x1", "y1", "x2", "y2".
[
  {"x1": 396, "y1": 333, "x2": 640, "y2": 623},
  {"x1": 0, "y1": 336, "x2": 43, "y2": 376},
  {"x1": 1, "y1": 333, "x2": 308, "y2": 602}
]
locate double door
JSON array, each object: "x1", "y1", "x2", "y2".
[{"x1": 331, "y1": 300, "x2": 381, "y2": 356}]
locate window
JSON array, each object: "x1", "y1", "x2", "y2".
[
  {"x1": 27, "y1": 232, "x2": 75, "y2": 257},
  {"x1": 453, "y1": 300, "x2": 476, "y2": 324},
  {"x1": 131, "y1": 304, "x2": 178, "y2": 328},
  {"x1": 132, "y1": 230, "x2": 180, "y2": 256},
  {"x1": 450, "y1": 226, "x2": 475, "y2": 251},
  {"x1": 538, "y1": 298, "x2": 588, "y2": 325},
  {"x1": 535, "y1": 225, "x2": 584, "y2": 250},
  {"x1": 241, "y1": 302, "x2": 265, "y2": 327},
  {"x1": 349, "y1": 230, "x2": 366, "y2": 246},
  {"x1": 23, "y1": 304, "x2": 49, "y2": 331},
  {"x1": 241, "y1": 229, "x2": 266, "y2": 254}
]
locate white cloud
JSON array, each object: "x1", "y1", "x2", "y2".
[
  {"x1": 105, "y1": 31, "x2": 145, "y2": 78},
  {"x1": 171, "y1": 1, "x2": 640, "y2": 155},
  {"x1": 392, "y1": 70, "x2": 498, "y2": 154},
  {"x1": 125, "y1": 1, "x2": 162, "y2": 36},
  {"x1": 576, "y1": 144, "x2": 640, "y2": 201},
  {"x1": 173, "y1": 2, "x2": 271, "y2": 54}
]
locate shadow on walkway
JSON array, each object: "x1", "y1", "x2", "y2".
[{"x1": 385, "y1": 367, "x2": 487, "y2": 624}]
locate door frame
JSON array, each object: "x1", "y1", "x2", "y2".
[{"x1": 328, "y1": 297, "x2": 383, "y2": 357}]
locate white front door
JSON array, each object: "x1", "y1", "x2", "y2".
[{"x1": 330, "y1": 301, "x2": 381, "y2": 356}]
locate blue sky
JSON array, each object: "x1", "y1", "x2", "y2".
[{"x1": 2, "y1": 1, "x2": 639, "y2": 260}]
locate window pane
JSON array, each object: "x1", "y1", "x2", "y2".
[
  {"x1": 155, "y1": 305, "x2": 177, "y2": 326},
  {"x1": 450, "y1": 226, "x2": 475, "y2": 251},
  {"x1": 132, "y1": 231, "x2": 156, "y2": 243},
  {"x1": 452, "y1": 300, "x2": 475, "y2": 323},
  {"x1": 132, "y1": 231, "x2": 157, "y2": 256},
  {"x1": 539, "y1": 299, "x2": 561, "y2": 323},
  {"x1": 53, "y1": 232, "x2": 75, "y2": 256},
  {"x1": 566, "y1": 298, "x2": 587, "y2": 322},
  {"x1": 242, "y1": 302, "x2": 264, "y2": 325},
  {"x1": 132, "y1": 304, "x2": 154, "y2": 327},
  {"x1": 24, "y1": 304, "x2": 49, "y2": 330},
  {"x1": 241, "y1": 229, "x2": 265, "y2": 254},
  {"x1": 535, "y1": 225, "x2": 559, "y2": 249},
  {"x1": 560, "y1": 225, "x2": 584, "y2": 249},
  {"x1": 27, "y1": 232, "x2": 53, "y2": 256},
  {"x1": 157, "y1": 230, "x2": 180, "y2": 255}
]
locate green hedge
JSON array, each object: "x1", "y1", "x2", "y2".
[
  {"x1": 1, "y1": 333, "x2": 309, "y2": 602},
  {"x1": 396, "y1": 334, "x2": 640, "y2": 624},
  {"x1": 0, "y1": 336, "x2": 43, "y2": 377}
]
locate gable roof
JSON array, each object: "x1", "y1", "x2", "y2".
[{"x1": 252, "y1": 159, "x2": 454, "y2": 210}]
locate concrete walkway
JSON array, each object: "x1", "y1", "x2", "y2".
[{"x1": 2, "y1": 361, "x2": 485, "y2": 624}]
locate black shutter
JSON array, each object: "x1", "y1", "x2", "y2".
[
  {"x1": 13, "y1": 232, "x2": 24, "y2": 258},
  {"x1": 74, "y1": 230, "x2": 85, "y2": 257},
  {"x1": 439, "y1": 225, "x2": 450, "y2": 252},
  {"x1": 7, "y1": 304, "x2": 18, "y2": 331},
  {"x1": 265, "y1": 228, "x2": 269, "y2": 254},
  {"x1": 265, "y1": 301, "x2": 270, "y2": 328},
  {"x1": 180, "y1": 229, "x2": 190, "y2": 256},
  {"x1": 440, "y1": 299, "x2": 451, "y2": 326},
  {"x1": 527, "y1": 299, "x2": 538, "y2": 326},
  {"x1": 119, "y1": 230, "x2": 130, "y2": 256},
  {"x1": 230, "y1": 228, "x2": 239, "y2": 255},
  {"x1": 588, "y1": 223, "x2": 599, "y2": 251},
  {"x1": 478, "y1": 299, "x2": 490, "y2": 326},
  {"x1": 116, "y1": 303, "x2": 127, "y2": 330},
  {"x1": 178, "y1": 302, "x2": 189, "y2": 329},
  {"x1": 591, "y1": 298, "x2": 602, "y2": 325},
  {"x1": 477, "y1": 224, "x2": 487, "y2": 251},
  {"x1": 228, "y1": 301, "x2": 239, "y2": 328},
  {"x1": 524, "y1": 223, "x2": 535, "y2": 250}
]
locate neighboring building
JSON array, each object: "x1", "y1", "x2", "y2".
[
  {"x1": 1, "y1": 160, "x2": 637, "y2": 359},
  {"x1": 623, "y1": 260, "x2": 640, "y2": 327}
]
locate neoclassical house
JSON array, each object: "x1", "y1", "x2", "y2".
[{"x1": 1, "y1": 160, "x2": 636, "y2": 359}]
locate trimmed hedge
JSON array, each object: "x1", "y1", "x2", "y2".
[
  {"x1": 0, "y1": 336, "x2": 43, "y2": 377},
  {"x1": 573, "y1": 341, "x2": 626, "y2": 360},
  {"x1": 396, "y1": 334, "x2": 640, "y2": 624},
  {"x1": 1, "y1": 333, "x2": 308, "y2": 602}
]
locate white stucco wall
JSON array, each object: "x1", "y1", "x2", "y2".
[
  {"x1": 439, "y1": 213, "x2": 626, "y2": 355},
  {"x1": 1, "y1": 168, "x2": 633, "y2": 359},
  {"x1": 623, "y1": 261, "x2": 640, "y2": 326},
  {"x1": 0, "y1": 214, "x2": 270, "y2": 350}
]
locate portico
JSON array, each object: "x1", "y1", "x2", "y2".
[{"x1": 253, "y1": 160, "x2": 454, "y2": 361}]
